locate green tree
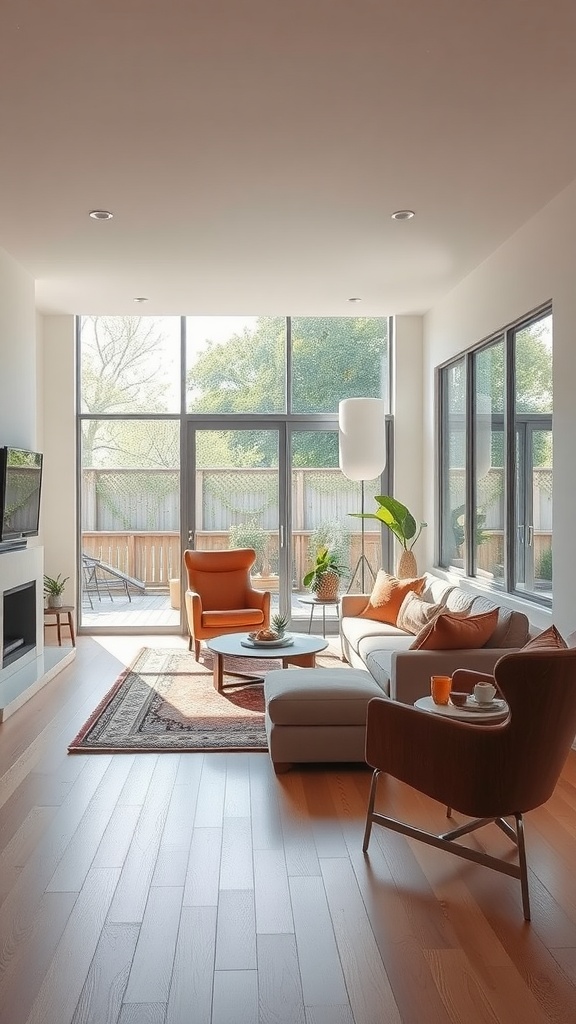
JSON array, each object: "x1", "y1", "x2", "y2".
[{"x1": 186, "y1": 316, "x2": 388, "y2": 466}]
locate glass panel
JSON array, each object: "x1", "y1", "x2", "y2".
[
  {"x1": 192, "y1": 428, "x2": 280, "y2": 601},
  {"x1": 514, "y1": 313, "x2": 553, "y2": 595},
  {"x1": 79, "y1": 316, "x2": 181, "y2": 414},
  {"x1": 440, "y1": 359, "x2": 466, "y2": 567},
  {"x1": 290, "y1": 430, "x2": 383, "y2": 628},
  {"x1": 186, "y1": 317, "x2": 285, "y2": 413},
  {"x1": 474, "y1": 341, "x2": 505, "y2": 581},
  {"x1": 532, "y1": 429, "x2": 553, "y2": 597},
  {"x1": 80, "y1": 419, "x2": 180, "y2": 628},
  {"x1": 291, "y1": 317, "x2": 389, "y2": 414}
]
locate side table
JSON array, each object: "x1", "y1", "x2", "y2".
[
  {"x1": 298, "y1": 595, "x2": 340, "y2": 638},
  {"x1": 414, "y1": 695, "x2": 508, "y2": 721},
  {"x1": 43, "y1": 605, "x2": 76, "y2": 647}
]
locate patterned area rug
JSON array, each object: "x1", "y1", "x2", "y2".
[{"x1": 69, "y1": 645, "x2": 339, "y2": 753}]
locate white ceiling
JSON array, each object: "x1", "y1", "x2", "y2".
[{"x1": 1, "y1": 0, "x2": 576, "y2": 317}]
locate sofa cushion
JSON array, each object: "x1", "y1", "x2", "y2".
[
  {"x1": 470, "y1": 596, "x2": 530, "y2": 648},
  {"x1": 522, "y1": 624, "x2": 567, "y2": 650},
  {"x1": 444, "y1": 589, "x2": 476, "y2": 614},
  {"x1": 396, "y1": 591, "x2": 444, "y2": 634},
  {"x1": 410, "y1": 608, "x2": 499, "y2": 650},
  {"x1": 358, "y1": 631, "x2": 414, "y2": 662},
  {"x1": 341, "y1": 616, "x2": 407, "y2": 655},
  {"x1": 420, "y1": 575, "x2": 454, "y2": 606},
  {"x1": 359, "y1": 571, "x2": 426, "y2": 624}
]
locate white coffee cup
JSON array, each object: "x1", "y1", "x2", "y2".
[{"x1": 474, "y1": 681, "x2": 497, "y2": 704}]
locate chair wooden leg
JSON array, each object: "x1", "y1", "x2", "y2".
[
  {"x1": 515, "y1": 813, "x2": 531, "y2": 921},
  {"x1": 362, "y1": 769, "x2": 380, "y2": 852},
  {"x1": 194, "y1": 639, "x2": 201, "y2": 661}
]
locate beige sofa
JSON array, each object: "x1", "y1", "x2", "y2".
[{"x1": 340, "y1": 572, "x2": 532, "y2": 705}]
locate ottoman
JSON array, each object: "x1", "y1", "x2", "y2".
[{"x1": 263, "y1": 667, "x2": 385, "y2": 772}]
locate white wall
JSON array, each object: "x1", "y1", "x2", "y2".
[
  {"x1": 0, "y1": 248, "x2": 37, "y2": 447},
  {"x1": 41, "y1": 316, "x2": 76, "y2": 599},
  {"x1": 423, "y1": 179, "x2": 576, "y2": 635},
  {"x1": 393, "y1": 316, "x2": 425, "y2": 570}
]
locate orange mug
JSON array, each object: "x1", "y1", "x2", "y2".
[{"x1": 431, "y1": 674, "x2": 452, "y2": 705}]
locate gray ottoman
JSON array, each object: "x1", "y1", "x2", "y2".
[{"x1": 263, "y1": 667, "x2": 385, "y2": 772}]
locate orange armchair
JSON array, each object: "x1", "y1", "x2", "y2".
[
  {"x1": 183, "y1": 548, "x2": 271, "y2": 660},
  {"x1": 363, "y1": 647, "x2": 576, "y2": 920}
]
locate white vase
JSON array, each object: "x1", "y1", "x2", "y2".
[{"x1": 48, "y1": 594, "x2": 63, "y2": 608}]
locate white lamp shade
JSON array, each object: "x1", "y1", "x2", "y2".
[{"x1": 338, "y1": 398, "x2": 386, "y2": 481}]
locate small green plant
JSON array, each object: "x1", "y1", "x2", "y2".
[
  {"x1": 271, "y1": 611, "x2": 289, "y2": 637},
  {"x1": 229, "y1": 519, "x2": 268, "y2": 574},
  {"x1": 303, "y1": 546, "x2": 348, "y2": 595},
  {"x1": 536, "y1": 546, "x2": 553, "y2": 582},
  {"x1": 43, "y1": 573, "x2": 69, "y2": 596}
]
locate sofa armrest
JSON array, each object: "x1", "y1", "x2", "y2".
[
  {"x1": 340, "y1": 594, "x2": 369, "y2": 617},
  {"x1": 390, "y1": 648, "x2": 516, "y2": 705}
]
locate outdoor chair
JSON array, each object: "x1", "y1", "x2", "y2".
[
  {"x1": 183, "y1": 547, "x2": 271, "y2": 661},
  {"x1": 363, "y1": 646, "x2": 576, "y2": 920},
  {"x1": 82, "y1": 553, "x2": 146, "y2": 608}
]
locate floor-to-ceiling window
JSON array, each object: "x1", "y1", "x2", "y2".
[
  {"x1": 438, "y1": 304, "x2": 552, "y2": 602},
  {"x1": 78, "y1": 315, "x2": 391, "y2": 632}
]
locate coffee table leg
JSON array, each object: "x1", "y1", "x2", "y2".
[
  {"x1": 281, "y1": 653, "x2": 316, "y2": 669},
  {"x1": 213, "y1": 652, "x2": 224, "y2": 692}
]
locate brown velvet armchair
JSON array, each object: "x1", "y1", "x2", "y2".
[
  {"x1": 183, "y1": 548, "x2": 271, "y2": 661},
  {"x1": 363, "y1": 647, "x2": 576, "y2": 920}
]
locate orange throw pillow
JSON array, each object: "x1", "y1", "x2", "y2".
[
  {"x1": 522, "y1": 625, "x2": 567, "y2": 650},
  {"x1": 359, "y1": 571, "x2": 426, "y2": 625},
  {"x1": 410, "y1": 608, "x2": 499, "y2": 650}
]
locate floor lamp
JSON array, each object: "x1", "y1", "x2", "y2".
[{"x1": 339, "y1": 398, "x2": 387, "y2": 594}]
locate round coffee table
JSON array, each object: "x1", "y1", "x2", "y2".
[
  {"x1": 206, "y1": 632, "x2": 328, "y2": 692},
  {"x1": 414, "y1": 695, "x2": 508, "y2": 721}
]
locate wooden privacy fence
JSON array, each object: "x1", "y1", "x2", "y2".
[{"x1": 82, "y1": 530, "x2": 383, "y2": 591}]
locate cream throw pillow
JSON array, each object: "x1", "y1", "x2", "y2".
[{"x1": 396, "y1": 591, "x2": 444, "y2": 635}]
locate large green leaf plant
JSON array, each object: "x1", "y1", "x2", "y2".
[{"x1": 350, "y1": 496, "x2": 426, "y2": 551}]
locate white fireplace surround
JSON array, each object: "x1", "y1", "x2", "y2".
[{"x1": 0, "y1": 544, "x2": 74, "y2": 720}]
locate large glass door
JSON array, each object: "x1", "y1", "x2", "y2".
[
  {"x1": 185, "y1": 420, "x2": 389, "y2": 632},
  {"x1": 185, "y1": 423, "x2": 284, "y2": 616},
  {"x1": 514, "y1": 419, "x2": 553, "y2": 597}
]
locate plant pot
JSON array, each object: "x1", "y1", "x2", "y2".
[
  {"x1": 396, "y1": 550, "x2": 418, "y2": 579},
  {"x1": 47, "y1": 594, "x2": 64, "y2": 608},
  {"x1": 313, "y1": 573, "x2": 340, "y2": 602}
]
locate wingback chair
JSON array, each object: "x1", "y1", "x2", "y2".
[
  {"x1": 363, "y1": 646, "x2": 576, "y2": 920},
  {"x1": 183, "y1": 548, "x2": 271, "y2": 661}
]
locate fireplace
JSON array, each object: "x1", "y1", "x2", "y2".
[{"x1": 2, "y1": 580, "x2": 36, "y2": 669}]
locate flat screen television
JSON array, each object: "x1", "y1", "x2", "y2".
[{"x1": 0, "y1": 447, "x2": 43, "y2": 544}]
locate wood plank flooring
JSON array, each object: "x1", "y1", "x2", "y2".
[{"x1": 1, "y1": 635, "x2": 576, "y2": 1023}]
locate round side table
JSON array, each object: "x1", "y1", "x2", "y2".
[
  {"x1": 298, "y1": 595, "x2": 340, "y2": 637},
  {"x1": 414, "y1": 695, "x2": 508, "y2": 721}
]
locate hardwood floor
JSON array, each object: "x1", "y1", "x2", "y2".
[{"x1": 1, "y1": 636, "x2": 576, "y2": 1023}]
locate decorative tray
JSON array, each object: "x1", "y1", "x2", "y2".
[{"x1": 241, "y1": 634, "x2": 294, "y2": 649}]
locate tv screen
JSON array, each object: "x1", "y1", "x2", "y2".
[{"x1": 0, "y1": 448, "x2": 43, "y2": 541}]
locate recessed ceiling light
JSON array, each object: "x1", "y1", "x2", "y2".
[
  {"x1": 348, "y1": 296, "x2": 361, "y2": 303},
  {"x1": 391, "y1": 210, "x2": 415, "y2": 221},
  {"x1": 89, "y1": 209, "x2": 113, "y2": 220},
  {"x1": 134, "y1": 297, "x2": 148, "y2": 303}
]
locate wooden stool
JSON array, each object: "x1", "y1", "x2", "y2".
[{"x1": 43, "y1": 605, "x2": 76, "y2": 647}]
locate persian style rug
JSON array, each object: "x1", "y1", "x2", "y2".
[{"x1": 69, "y1": 645, "x2": 339, "y2": 754}]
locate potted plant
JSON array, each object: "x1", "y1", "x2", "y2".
[
  {"x1": 44, "y1": 573, "x2": 70, "y2": 609},
  {"x1": 350, "y1": 496, "x2": 426, "y2": 578},
  {"x1": 303, "y1": 546, "x2": 348, "y2": 601}
]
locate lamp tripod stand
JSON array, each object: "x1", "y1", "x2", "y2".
[{"x1": 346, "y1": 480, "x2": 376, "y2": 594}]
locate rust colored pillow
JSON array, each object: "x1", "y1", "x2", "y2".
[
  {"x1": 410, "y1": 608, "x2": 499, "y2": 650},
  {"x1": 359, "y1": 571, "x2": 426, "y2": 625},
  {"x1": 522, "y1": 625, "x2": 567, "y2": 650}
]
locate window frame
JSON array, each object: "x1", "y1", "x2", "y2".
[{"x1": 437, "y1": 303, "x2": 552, "y2": 606}]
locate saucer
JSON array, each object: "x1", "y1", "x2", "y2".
[{"x1": 464, "y1": 696, "x2": 506, "y2": 712}]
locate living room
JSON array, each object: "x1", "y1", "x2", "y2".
[{"x1": 1, "y1": 2, "x2": 576, "y2": 1022}]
